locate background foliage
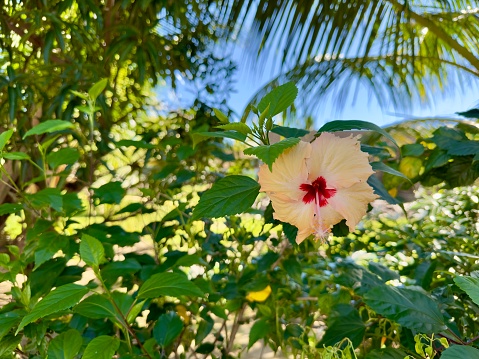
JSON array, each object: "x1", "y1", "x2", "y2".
[{"x1": 2, "y1": 1, "x2": 479, "y2": 359}]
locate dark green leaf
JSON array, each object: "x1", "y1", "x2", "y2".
[
  {"x1": 248, "y1": 318, "x2": 270, "y2": 349},
  {"x1": 318, "y1": 120, "x2": 398, "y2": 147},
  {"x1": 195, "y1": 317, "x2": 214, "y2": 344},
  {"x1": 425, "y1": 149, "x2": 450, "y2": 172},
  {"x1": 365, "y1": 348, "x2": 408, "y2": 359},
  {"x1": 80, "y1": 234, "x2": 104, "y2": 268},
  {"x1": 244, "y1": 137, "x2": 300, "y2": 170},
  {"x1": 88, "y1": 79, "x2": 108, "y2": 101},
  {"x1": 153, "y1": 312, "x2": 184, "y2": 347},
  {"x1": 0, "y1": 334, "x2": 21, "y2": 358},
  {"x1": 0, "y1": 129, "x2": 13, "y2": 152},
  {"x1": 364, "y1": 286, "x2": 446, "y2": 333},
  {"x1": 116, "y1": 140, "x2": 155, "y2": 149},
  {"x1": 82, "y1": 336, "x2": 120, "y2": 359},
  {"x1": 401, "y1": 143, "x2": 425, "y2": 157},
  {"x1": 92, "y1": 182, "x2": 125, "y2": 205},
  {"x1": 0, "y1": 203, "x2": 22, "y2": 216},
  {"x1": 367, "y1": 175, "x2": 402, "y2": 205},
  {"x1": 454, "y1": 276, "x2": 479, "y2": 307},
  {"x1": 371, "y1": 162, "x2": 410, "y2": 182},
  {"x1": 34, "y1": 233, "x2": 69, "y2": 270},
  {"x1": 8, "y1": 86, "x2": 16, "y2": 122},
  {"x1": 444, "y1": 140, "x2": 479, "y2": 156},
  {"x1": 138, "y1": 272, "x2": 204, "y2": 299},
  {"x1": 26, "y1": 188, "x2": 63, "y2": 212},
  {"x1": 101, "y1": 259, "x2": 141, "y2": 284},
  {"x1": 457, "y1": 108, "x2": 479, "y2": 119},
  {"x1": 320, "y1": 305, "x2": 366, "y2": 347},
  {"x1": 16, "y1": 284, "x2": 89, "y2": 334},
  {"x1": 368, "y1": 262, "x2": 399, "y2": 282},
  {"x1": 74, "y1": 294, "x2": 117, "y2": 320},
  {"x1": 47, "y1": 328, "x2": 83, "y2": 359},
  {"x1": 195, "y1": 343, "x2": 215, "y2": 354},
  {"x1": 271, "y1": 125, "x2": 309, "y2": 138},
  {"x1": 0, "y1": 312, "x2": 20, "y2": 340},
  {"x1": 191, "y1": 175, "x2": 260, "y2": 220},
  {"x1": 23, "y1": 120, "x2": 74, "y2": 139},
  {"x1": 257, "y1": 82, "x2": 298, "y2": 118},
  {"x1": 47, "y1": 148, "x2": 80, "y2": 169},
  {"x1": 441, "y1": 346, "x2": 479, "y2": 359}
]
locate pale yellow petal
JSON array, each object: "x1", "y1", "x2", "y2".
[
  {"x1": 307, "y1": 132, "x2": 374, "y2": 189},
  {"x1": 269, "y1": 193, "x2": 315, "y2": 229},
  {"x1": 258, "y1": 141, "x2": 311, "y2": 201},
  {"x1": 296, "y1": 228, "x2": 313, "y2": 244},
  {"x1": 327, "y1": 182, "x2": 377, "y2": 231},
  {"x1": 317, "y1": 203, "x2": 344, "y2": 229}
]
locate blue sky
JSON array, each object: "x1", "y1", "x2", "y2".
[{"x1": 227, "y1": 53, "x2": 479, "y2": 128}]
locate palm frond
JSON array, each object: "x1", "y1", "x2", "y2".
[{"x1": 218, "y1": 0, "x2": 479, "y2": 117}]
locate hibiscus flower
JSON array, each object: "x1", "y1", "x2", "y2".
[{"x1": 258, "y1": 132, "x2": 377, "y2": 243}]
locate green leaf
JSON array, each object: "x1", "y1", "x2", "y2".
[
  {"x1": 368, "y1": 262, "x2": 399, "y2": 282},
  {"x1": 101, "y1": 259, "x2": 142, "y2": 284},
  {"x1": 213, "y1": 108, "x2": 229, "y2": 124},
  {"x1": 320, "y1": 305, "x2": 366, "y2": 347},
  {"x1": 454, "y1": 276, "x2": 479, "y2": 306},
  {"x1": 191, "y1": 175, "x2": 260, "y2": 220},
  {"x1": 244, "y1": 137, "x2": 300, "y2": 170},
  {"x1": 271, "y1": 125, "x2": 309, "y2": 138},
  {"x1": 3, "y1": 152, "x2": 30, "y2": 160},
  {"x1": 88, "y1": 78, "x2": 108, "y2": 101},
  {"x1": 363, "y1": 285, "x2": 446, "y2": 333},
  {"x1": 371, "y1": 162, "x2": 410, "y2": 182},
  {"x1": 257, "y1": 82, "x2": 298, "y2": 118},
  {"x1": 444, "y1": 140, "x2": 479, "y2": 156},
  {"x1": 23, "y1": 120, "x2": 74, "y2": 139},
  {"x1": 401, "y1": 143, "x2": 425, "y2": 157},
  {"x1": 0, "y1": 129, "x2": 13, "y2": 152},
  {"x1": 70, "y1": 90, "x2": 89, "y2": 101},
  {"x1": 8, "y1": 86, "x2": 16, "y2": 122},
  {"x1": 16, "y1": 283, "x2": 89, "y2": 334},
  {"x1": 0, "y1": 312, "x2": 20, "y2": 340},
  {"x1": 425, "y1": 149, "x2": 450, "y2": 172},
  {"x1": 365, "y1": 348, "x2": 408, "y2": 359},
  {"x1": 441, "y1": 345, "x2": 479, "y2": 359},
  {"x1": 47, "y1": 328, "x2": 83, "y2": 359},
  {"x1": 191, "y1": 131, "x2": 247, "y2": 148},
  {"x1": 74, "y1": 294, "x2": 117, "y2": 320},
  {"x1": 47, "y1": 148, "x2": 80, "y2": 169},
  {"x1": 248, "y1": 318, "x2": 270, "y2": 349},
  {"x1": 34, "y1": 233, "x2": 69, "y2": 270},
  {"x1": 0, "y1": 334, "x2": 21, "y2": 358},
  {"x1": 215, "y1": 123, "x2": 251, "y2": 135},
  {"x1": 457, "y1": 108, "x2": 479, "y2": 119},
  {"x1": 116, "y1": 139, "x2": 155, "y2": 149},
  {"x1": 0, "y1": 203, "x2": 22, "y2": 216},
  {"x1": 367, "y1": 175, "x2": 402, "y2": 205},
  {"x1": 153, "y1": 312, "x2": 184, "y2": 347},
  {"x1": 137, "y1": 272, "x2": 204, "y2": 299},
  {"x1": 82, "y1": 336, "x2": 120, "y2": 359},
  {"x1": 26, "y1": 188, "x2": 63, "y2": 212},
  {"x1": 92, "y1": 182, "x2": 125, "y2": 205},
  {"x1": 317, "y1": 120, "x2": 398, "y2": 147},
  {"x1": 80, "y1": 234, "x2": 105, "y2": 268}
]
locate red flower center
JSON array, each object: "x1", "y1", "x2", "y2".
[{"x1": 300, "y1": 176, "x2": 336, "y2": 206}]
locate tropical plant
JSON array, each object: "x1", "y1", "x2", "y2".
[{"x1": 219, "y1": 0, "x2": 479, "y2": 117}]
